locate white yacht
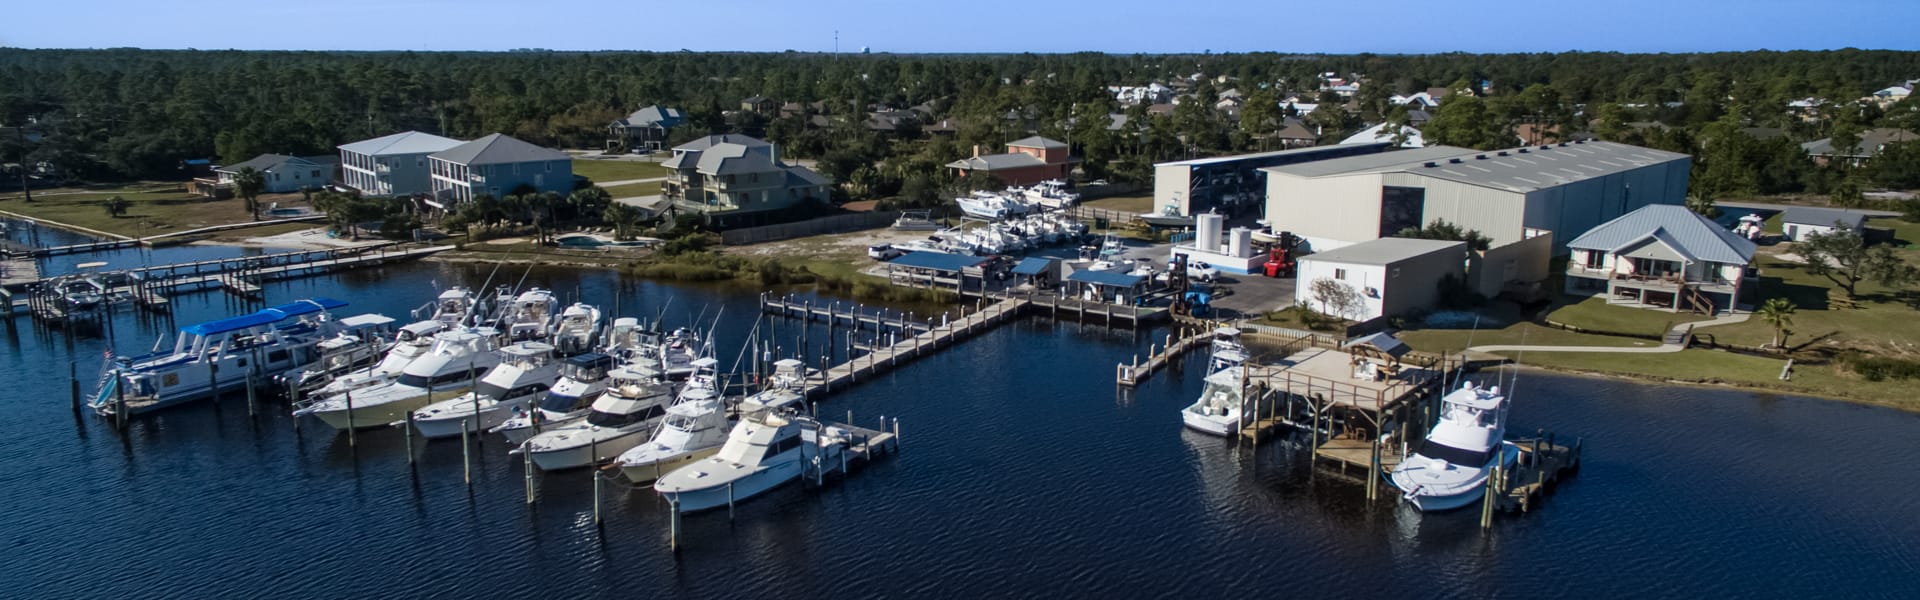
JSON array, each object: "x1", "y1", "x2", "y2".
[
  {"x1": 1209, "y1": 326, "x2": 1248, "y2": 372},
  {"x1": 493, "y1": 351, "x2": 616, "y2": 445},
  {"x1": 892, "y1": 209, "x2": 941, "y2": 231},
  {"x1": 655, "y1": 327, "x2": 704, "y2": 380},
  {"x1": 955, "y1": 190, "x2": 1027, "y2": 220},
  {"x1": 1389, "y1": 381, "x2": 1520, "y2": 512},
  {"x1": 278, "y1": 313, "x2": 399, "y2": 390},
  {"x1": 409, "y1": 341, "x2": 559, "y2": 439},
  {"x1": 418, "y1": 286, "x2": 478, "y2": 326},
  {"x1": 518, "y1": 365, "x2": 675, "y2": 470},
  {"x1": 303, "y1": 319, "x2": 446, "y2": 397},
  {"x1": 654, "y1": 391, "x2": 847, "y2": 513},
  {"x1": 1180, "y1": 367, "x2": 1249, "y2": 436},
  {"x1": 1017, "y1": 179, "x2": 1079, "y2": 209},
  {"x1": 550, "y1": 302, "x2": 602, "y2": 356},
  {"x1": 498, "y1": 288, "x2": 557, "y2": 342},
  {"x1": 613, "y1": 359, "x2": 730, "y2": 482},
  {"x1": 296, "y1": 328, "x2": 502, "y2": 430},
  {"x1": 94, "y1": 298, "x2": 352, "y2": 417}
]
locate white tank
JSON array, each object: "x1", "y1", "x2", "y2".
[
  {"x1": 1228, "y1": 227, "x2": 1252, "y2": 257},
  {"x1": 1196, "y1": 213, "x2": 1224, "y2": 252}
]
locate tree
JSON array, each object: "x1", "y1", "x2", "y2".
[
  {"x1": 1686, "y1": 191, "x2": 1719, "y2": 218},
  {"x1": 102, "y1": 195, "x2": 130, "y2": 218},
  {"x1": 1308, "y1": 277, "x2": 1365, "y2": 321},
  {"x1": 1756, "y1": 297, "x2": 1797, "y2": 349},
  {"x1": 567, "y1": 187, "x2": 611, "y2": 225},
  {"x1": 1395, "y1": 219, "x2": 1492, "y2": 251},
  {"x1": 603, "y1": 202, "x2": 645, "y2": 241},
  {"x1": 232, "y1": 166, "x2": 264, "y2": 220},
  {"x1": 1796, "y1": 225, "x2": 1920, "y2": 299}
]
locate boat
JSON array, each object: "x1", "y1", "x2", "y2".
[
  {"x1": 1017, "y1": 179, "x2": 1080, "y2": 209},
  {"x1": 654, "y1": 327, "x2": 705, "y2": 380},
  {"x1": 1180, "y1": 367, "x2": 1249, "y2": 436},
  {"x1": 301, "y1": 319, "x2": 447, "y2": 397},
  {"x1": 1388, "y1": 381, "x2": 1521, "y2": 512},
  {"x1": 494, "y1": 351, "x2": 617, "y2": 445},
  {"x1": 955, "y1": 190, "x2": 1028, "y2": 220},
  {"x1": 892, "y1": 209, "x2": 942, "y2": 231},
  {"x1": 496, "y1": 288, "x2": 557, "y2": 342},
  {"x1": 55, "y1": 272, "x2": 108, "y2": 310},
  {"x1": 408, "y1": 341, "x2": 559, "y2": 439},
  {"x1": 1209, "y1": 326, "x2": 1248, "y2": 372},
  {"x1": 518, "y1": 364, "x2": 676, "y2": 470},
  {"x1": 418, "y1": 286, "x2": 479, "y2": 326},
  {"x1": 654, "y1": 388, "x2": 847, "y2": 513},
  {"x1": 295, "y1": 328, "x2": 502, "y2": 430},
  {"x1": 277, "y1": 313, "x2": 399, "y2": 390},
  {"x1": 550, "y1": 302, "x2": 602, "y2": 356},
  {"x1": 613, "y1": 359, "x2": 730, "y2": 482},
  {"x1": 1137, "y1": 204, "x2": 1196, "y2": 228},
  {"x1": 93, "y1": 298, "x2": 352, "y2": 417}
]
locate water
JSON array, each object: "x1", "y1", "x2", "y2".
[{"x1": 2, "y1": 261, "x2": 1916, "y2": 599}]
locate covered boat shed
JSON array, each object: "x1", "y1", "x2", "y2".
[
  {"x1": 1067, "y1": 269, "x2": 1148, "y2": 305},
  {"x1": 887, "y1": 251, "x2": 991, "y2": 292},
  {"x1": 1010, "y1": 257, "x2": 1059, "y2": 289}
]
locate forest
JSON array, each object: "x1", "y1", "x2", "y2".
[{"x1": 4, "y1": 48, "x2": 1920, "y2": 205}]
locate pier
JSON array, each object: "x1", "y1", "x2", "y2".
[
  {"x1": 1115, "y1": 326, "x2": 1214, "y2": 386},
  {"x1": 760, "y1": 292, "x2": 1027, "y2": 398}
]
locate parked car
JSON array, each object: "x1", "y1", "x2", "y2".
[{"x1": 868, "y1": 244, "x2": 904, "y2": 260}]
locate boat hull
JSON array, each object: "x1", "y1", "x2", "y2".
[
  {"x1": 412, "y1": 395, "x2": 536, "y2": 439},
  {"x1": 307, "y1": 391, "x2": 442, "y2": 431},
  {"x1": 659, "y1": 461, "x2": 805, "y2": 513},
  {"x1": 495, "y1": 413, "x2": 586, "y2": 445},
  {"x1": 1399, "y1": 485, "x2": 1487, "y2": 512},
  {"x1": 527, "y1": 429, "x2": 650, "y2": 471},
  {"x1": 618, "y1": 446, "x2": 724, "y2": 483}
]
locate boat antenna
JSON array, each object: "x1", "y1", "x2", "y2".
[
  {"x1": 1507, "y1": 327, "x2": 1529, "y2": 393},
  {"x1": 723, "y1": 312, "x2": 762, "y2": 394},
  {"x1": 1452, "y1": 314, "x2": 1481, "y2": 391},
  {"x1": 469, "y1": 250, "x2": 512, "y2": 326},
  {"x1": 653, "y1": 296, "x2": 673, "y2": 334}
]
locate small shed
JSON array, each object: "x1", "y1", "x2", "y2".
[
  {"x1": 887, "y1": 251, "x2": 991, "y2": 292},
  {"x1": 1010, "y1": 257, "x2": 1059, "y2": 289},
  {"x1": 1066, "y1": 269, "x2": 1147, "y2": 305},
  {"x1": 1780, "y1": 207, "x2": 1869, "y2": 241}
]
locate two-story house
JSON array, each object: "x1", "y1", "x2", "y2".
[
  {"x1": 338, "y1": 131, "x2": 464, "y2": 197},
  {"x1": 945, "y1": 136, "x2": 1073, "y2": 186},
  {"x1": 428, "y1": 133, "x2": 573, "y2": 206},
  {"x1": 660, "y1": 134, "x2": 830, "y2": 224},
  {"x1": 211, "y1": 154, "x2": 336, "y2": 194},
  {"x1": 740, "y1": 96, "x2": 777, "y2": 114},
  {"x1": 606, "y1": 105, "x2": 685, "y2": 152},
  {"x1": 1563, "y1": 204, "x2": 1757, "y2": 314}
]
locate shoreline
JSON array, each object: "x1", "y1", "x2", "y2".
[{"x1": 1496, "y1": 362, "x2": 1912, "y2": 413}]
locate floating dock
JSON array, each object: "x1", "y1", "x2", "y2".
[
  {"x1": 8, "y1": 245, "x2": 453, "y2": 321},
  {"x1": 760, "y1": 293, "x2": 1026, "y2": 398}
]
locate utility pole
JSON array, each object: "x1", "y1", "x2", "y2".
[{"x1": 13, "y1": 123, "x2": 30, "y2": 203}]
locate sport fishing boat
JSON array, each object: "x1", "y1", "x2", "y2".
[
  {"x1": 497, "y1": 288, "x2": 557, "y2": 342},
  {"x1": 1016, "y1": 179, "x2": 1079, "y2": 209},
  {"x1": 301, "y1": 319, "x2": 447, "y2": 397},
  {"x1": 613, "y1": 359, "x2": 730, "y2": 483},
  {"x1": 955, "y1": 190, "x2": 1028, "y2": 220},
  {"x1": 1388, "y1": 381, "x2": 1520, "y2": 512},
  {"x1": 1209, "y1": 326, "x2": 1248, "y2": 372},
  {"x1": 1137, "y1": 204, "x2": 1196, "y2": 229},
  {"x1": 277, "y1": 314, "x2": 399, "y2": 390},
  {"x1": 295, "y1": 328, "x2": 502, "y2": 430},
  {"x1": 418, "y1": 286, "x2": 479, "y2": 326},
  {"x1": 654, "y1": 390, "x2": 847, "y2": 513},
  {"x1": 550, "y1": 302, "x2": 602, "y2": 356},
  {"x1": 93, "y1": 298, "x2": 352, "y2": 417},
  {"x1": 518, "y1": 364, "x2": 675, "y2": 470},
  {"x1": 655, "y1": 327, "x2": 705, "y2": 380},
  {"x1": 1180, "y1": 367, "x2": 1249, "y2": 436},
  {"x1": 493, "y1": 351, "x2": 616, "y2": 444},
  {"x1": 408, "y1": 341, "x2": 559, "y2": 439}
]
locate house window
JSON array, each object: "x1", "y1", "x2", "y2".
[
  {"x1": 311, "y1": 170, "x2": 321, "y2": 178},
  {"x1": 750, "y1": 173, "x2": 759, "y2": 184},
  {"x1": 1334, "y1": 268, "x2": 1347, "y2": 280},
  {"x1": 1391, "y1": 268, "x2": 1401, "y2": 278},
  {"x1": 1584, "y1": 251, "x2": 1605, "y2": 269}
]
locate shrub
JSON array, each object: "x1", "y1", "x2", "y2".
[{"x1": 1838, "y1": 352, "x2": 1920, "y2": 382}]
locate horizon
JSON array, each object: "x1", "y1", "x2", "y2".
[{"x1": 6, "y1": 0, "x2": 1919, "y2": 55}]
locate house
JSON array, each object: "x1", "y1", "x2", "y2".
[
  {"x1": 1780, "y1": 207, "x2": 1869, "y2": 241},
  {"x1": 428, "y1": 133, "x2": 573, "y2": 206},
  {"x1": 1390, "y1": 92, "x2": 1441, "y2": 109},
  {"x1": 923, "y1": 119, "x2": 960, "y2": 135},
  {"x1": 1563, "y1": 204, "x2": 1757, "y2": 314},
  {"x1": 740, "y1": 96, "x2": 777, "y2": 114},
  {"x1": 866, "y1": 109, "x2": 920, "y2": 134},
  {"x1": 1147, "y1": 103, "x2": 1176, "y2": 117},
  {"x1": 1515, "y1": 123, "x2": 1562, "y2": 146},
  {"x1": 1867, "y1": 84, "x2": 1912, "y2": 108},
  {"x1": 606, "y1": 105, "x2": 686, "y2": 152},
  {"x1": 1340, "y1": 122, "x2": 1425, "y2": 148},
  {"x1": 660, "y1": 134, "x2": 831, "y2": 223},
  {"x1": 1295, "y1": 238, "x2": 1469, "y2": 322},
  {"x1": 338, "y1": 131, "x2": 465, "y2": 197},
  {"x1": 946, "y1": 136, "x2": 1072, "y2": 187},
  {"x1": 1273, "y1": 121, "x2": 1319, "y2": 148},
  {"x1": 1801, "y1": 128, "x2": 1920, "y2": 167},
  {"x1": 208, "y1": 154, "x2": 334, "y2": 195}
]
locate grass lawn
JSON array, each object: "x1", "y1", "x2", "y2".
[
  {"x1": 1083, "y1": 194, "x2": 1153, "y2": 214},
  {"x1": 602, "y1": 182, "x2": 662, "y2": 198},
  {"x1": 1509, "y1": 348, "x2": 1911, "y2": 410},
  {"x1": 573, "y1": 159, "x2": 669, "y2": 184},
  {"x1": 1544, "y1": 295, "x2": 1711, "y2": 337},
  {"x1": 1699, "y1": 252, "x2": 1920, "y2": 352},
  {"x1": 1398, "y1": 322, "x2": 1658, "y2": 353},
  {"x1": 0, "y1": 183, "x2": 273, "y2": 238}
]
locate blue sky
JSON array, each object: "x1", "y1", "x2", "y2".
[{"x1": 5, "y1": 0, "x2": 1915, "y2": 53}]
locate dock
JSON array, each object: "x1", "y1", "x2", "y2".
[
  {"x1": 761, "y1": 293, "x2": 1027, "y2": 397},
  {"x1": 761, "y1": 295, "x2": 933, "y2": 335},
  {"x1": 1116, "y1": 326, "x2": 1214, "y2": 386}
]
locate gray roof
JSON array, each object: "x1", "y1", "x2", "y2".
[
  {"x1": 1264, "y1": 140, "x2": 1691, "y2": 194},
  {"x1": 785, "y1": 165, "x2": 831, "y2": 186},
  {"x1": 694, "y1": 143, "x2": 778, "y2": 175},
  {"x1": 671, "y1": 134, "x2": 771, "y2": 152},
  {"x1": 947, "y1": 152, "x2": 1047, "y2": 171},
  {"x1": 1801, "y1": 128, "x2": 1919, "y2": 158},
  {"x1": 614, "y1": 105, "x2": 684, "y2": 128},
  {"x1": 216, "y1": 154, "x2": 322, "y2": 174},
  {"x1": 1780, "y1": 207, "x2": 1868, "y2": 230},
  {"x1": 338, "y1": 131, "x2": 464, "y2": 156},
  {"x1": 1156, "y1": 143, "x2": 1391, "y2": 168},
  {"x1": 430, "y1": 133, "x2": 568, "y2": 166},
  {"x1": 1007, "y1": 136, "x2": 1067, "y2": 149},
  {"x1": 1565, "y1": 204, "x2": 1756, "y2": 264},
  {"x1": 1303, "y1": 237, "x2": 1467, "y2": 266}
]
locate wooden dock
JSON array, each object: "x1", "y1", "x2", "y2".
[
  {"x1": 1483, "y1": 436, "x2": 1582, "y2": 519},
  {"x1": 761, "y1": 294, "x2": 932, "y2": 334},
  {"x1": 962, "y1": 287, "x2": 1164, "y2": 328},
  {"x1": 793, "y1": 296, "x2": 1027, "y2": 397},
  {"x1": 1116, "y1": 326, "x2": 1215, "y2": 386}
]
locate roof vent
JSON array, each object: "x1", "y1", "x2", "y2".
[
  {"x1": 1518, "y1": 148, "x2": 1529, "y2": 153},
  {"x1": 1448, "y1": 158, "x2": 1463, "y2": 164},
  {"x1": 1497, "y1": 151, "x2": 1510, "y2": 156},
  {"x1": 1476, "y1": 154, "x2": 1488, "y2": 160},
  {"x1": 1423, "y1": 161, "x2": 1438, "y2": 168},
  {"x1": 1539, "y1": 145, "x2": 1552, "y2": 151}
]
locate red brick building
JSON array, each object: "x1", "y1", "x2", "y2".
[{"x1": 946, "y1": 136, "x2": 1072, "y2": 186}]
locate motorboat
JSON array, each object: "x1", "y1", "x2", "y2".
[
  {"x1": 1017, "y1": 179, "x2": 1080, "y2": 209},
  {"x1": 550, "y1": 302, "x2": 602, "y2": 356},
  {"x1": 302, "y1": 319, "x2": 446, "y2": 397},
  {"x1": 277, "y1": 313, "x2": 399, "y2": 390},
  {"x1": 892, "y1": 209, "x2": 942, "y2": 231},
  {"x1": 655, "y1": 327, "x2": 705, "y2": 380},
  {"x1": 1180, "y1": 367, "x2": 1249, "y2": 436},
  {"x1": 654, "y1": 390, "x2": 847, "y2": 513},
  {"x1": 93, "y1": 298, "x2": 351, "y2": 417},
  {"x1": 494, "y1": 351, "x2": 616, "y2": 445},
  {"x1": 497, "y1": 288, "x2": 557, "y2": 342},
  {"x1": 296, "y1": 328, "x2": 502, "y2": 430},
  {"x1": 1732, "y1": 213, "x2": 1767, "y2": 241},
  {"x1": 1209, "y1": 326, "x2": 1248, "y2": 372},
  {"x1": 613, "y1": 359, "x2": 730, "y2": 482},
  {"x1": 517, "y1": 364, "x2": 675, "y2": 470},
  {"x1": 955, "y1": 190, "x2": 1028, "y2": 220},
  {"x1": 1388, "y1": 381, "x2": 1520, "y2": 512},
  {"x1": 55, "y1": 273, "x2": 108, "y2": 310},
  {"x1": 417, "y1": 286, "x2": 478, "y2": 326},
  {"x1": 409, "y1": 341, "x2": 559, "y2": 439},
  {"x1": 1137, "y1": 204, "x2": 1196, "y2": 228}
]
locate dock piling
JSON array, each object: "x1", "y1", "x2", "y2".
[
  {"x1": 462, "y1": 421, "x2": 472, "y2": 486},
  {"x1": 345, "y1": 390, "x2": 357, "y2": 447}
]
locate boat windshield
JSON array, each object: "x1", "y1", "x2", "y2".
[
  {"x1": 663, "y1": 412, "x2": 703, "y2": 430},
  {"x1": 1417, "y1": 440, "x2": 1495, "y2": 467},
  {"x1": 563, "y1": 364, "x2": 607, "y2": 382},
  {"x1": 398, "y1": 370, "x2": 471, "y2": 389},
  {"x1": 474, "y1": 381, "x2": 510, "y2": 399},
  {"x1": 587, "y1": 405, "x2": 659, "y2": 428},
  {"x1": 542, "y1": 389, "x2": 597, "y2": 412}
]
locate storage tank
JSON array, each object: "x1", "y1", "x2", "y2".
[
  {"x1": 1195, "y1": 213, "x2": 1224, "y2": 253},
  {"x1": 1228, "y1": 227, "x2": 1252, "y2": 257}
]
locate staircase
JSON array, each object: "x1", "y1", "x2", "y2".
[
  {"x1": 1662, "y1": 323, "x2": 1695, "y2": 347},
  {"x1": 1679, "y1": 284, "x2": 1714, "y2": 315}
]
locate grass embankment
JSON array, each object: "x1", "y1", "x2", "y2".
[
  {"x1": 1082, "y1": 194, "x2": 1153, "y2": 214},
  {"x1": 0, "y1": 183, "x2": 295, "y2": 238},
  {"x1": 1544, "y1": 295, "x2": 1712, "y2": 337},
  {"x1": 572, "y1": 159, "x2": 669, "y2": 183},
  {"x1": 601, "y1": 182, "x2": 662, "y2": 198}
]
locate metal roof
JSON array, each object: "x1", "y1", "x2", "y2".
[
  {"x1": 1007, "y1": 135, "x2": 1067, "y2": 149},
  {"x1": 1155, "y1": 143, "x2": 1389, "y2": 168},
  {"x1": 1263, "y1": 140, "x2": 1691, "y2": 194},
  {"x1": 947, "y1": 152, "x2": 1047, "y2": 171},
  {"x1": 180, "y1": 298, "x2": 347, "y2": 336},
  {"x1": 1010, "y1": 257, "x2": 1055, "y2": 276},
  {"x1": 430, "y1": 133, "x2": 569, "y2": 166},
  {"x1": 614, "y1": 105, "x2": 685, "y2": 128},
  {"x1": 1300, "y1": 238, "x2": 1466, "y2": 266},
  {"x1": 1262, "y1": 146, "x2": 1473, "y2": 178},
  {"x1": 1344, "y1": 331, "x2": 1410, "y2": 358},
  {"x1": 889, "y1": 251, "x2": 988, "y2": 272},
  {"x1": 1780, "y1": 207, "x2": 1868, "y2": 230},
  {"x1": 671, "y1": 134, "x2": 771, "y2": 152},
  {"x1": 215, "y1": 153, "x2": 323, "y2": 174},
  {"x1": 1564, "y1": 204, "x2": 1756, "y2": 264},
  {"x1": 1066, "y1": 269, "x2": 1145, "y2": 287},
  {"x1": 338, "y1": 131, "x2": 464, "y2": 156}
]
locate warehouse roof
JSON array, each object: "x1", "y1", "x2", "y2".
[
  {"x1": 1565, "y1": 204, "x2": 1756, "y2": 265},
  {"x1": 1066, "y1": 269, "x2": 1145, "y2": 288},
  {"x1": 1780, "y1": 207, "x2": 1868, "y2": 230},
  {"x1": 1263, "y1": 140, "x2": 1691, "y2": 193},
  {"x1": 1155, "y1": 143, "x2": 1388, "y2": 168},
  {"x1": 1300, "y1": 237, "x2": 1466, "y2": 266},
  {"x1": 888, "y1": 251, "x2": 988, "y2": 272},
  {"x1": 1262, "y1": 146, "x2": 1471, "y2": 177}
]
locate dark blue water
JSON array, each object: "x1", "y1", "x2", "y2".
[
  {"x1": 2, "y1": 261, "x2": 1916, "y2": 599},
  {"x1": 3, "y1": 217, "x2": 296, "y2": 276}
]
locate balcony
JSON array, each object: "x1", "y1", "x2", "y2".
[{"x1": 1565, "y1": 264, "x2": 1612, "y2": 279}]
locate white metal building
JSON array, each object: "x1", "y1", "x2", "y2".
[
  {"x1": 1295, "y1": 238, "x2": 1468, "y2": 321},
  {"x1": 1779, "y1": 207, "x2": 1869, "y2": 241}
]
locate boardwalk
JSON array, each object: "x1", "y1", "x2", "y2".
[{"x1": 763, "y1": 296, "x2": 1028, "y2": 398}]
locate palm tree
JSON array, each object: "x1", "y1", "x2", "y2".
[
  {"x1": 232, "y1": 167, "x2": 265, "y2": 220},
  {"x1": 603, "y1": 202, "x2": 644, "y2": 241},
  {"x1": 1756, "y1": 297, "x2": 1797, "y2": 349},
  {"x1": 102, "y1": 195, "x2": 130, "y2": 218}
]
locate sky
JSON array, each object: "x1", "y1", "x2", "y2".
[{"x1": 5, "y1": 0, "x2": 1917, "y2": 54}]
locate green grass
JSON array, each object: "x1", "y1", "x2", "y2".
[
  {"x1": 1510, "y1": 348, "x2": 1913, "y2": 411},
  {"x1": 1544, "y1": 295, "x2": 1711, "y2": 337},
  {"x1": 1398, "y1": 322, "x2": 1658, "y2": 353},
  {"x1": 1698, "y1": 254, "x2": 1920, "y2": 351},
  {"x1": 0, "y1": 183, "x2": 275, "y2": 237},
  {"x1": 572, "y1": 159, "x2": 669, "y2": 183},
  {"x1": 601, "y1": 182, "x2": 662, "y2": 198}
]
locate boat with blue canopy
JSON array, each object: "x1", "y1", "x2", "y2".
[{"x1": 93, "y1": 298, "x2": 356, "y2": 417}]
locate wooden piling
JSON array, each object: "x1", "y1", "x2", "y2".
[
  {"x1": 462, "y1": 421, "x2": 472, "y2": 486},
  {"x1": 345, "y1": 390, "x2": 357, "y2": 447}
]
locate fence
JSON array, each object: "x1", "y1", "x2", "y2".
[{"x1": 720, "y1": 211, "x2": 901, "y2": 245}]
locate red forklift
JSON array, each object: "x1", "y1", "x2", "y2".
[{"x1": 1261, "y1": 231, "x2": 1301, "y2": 278}]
